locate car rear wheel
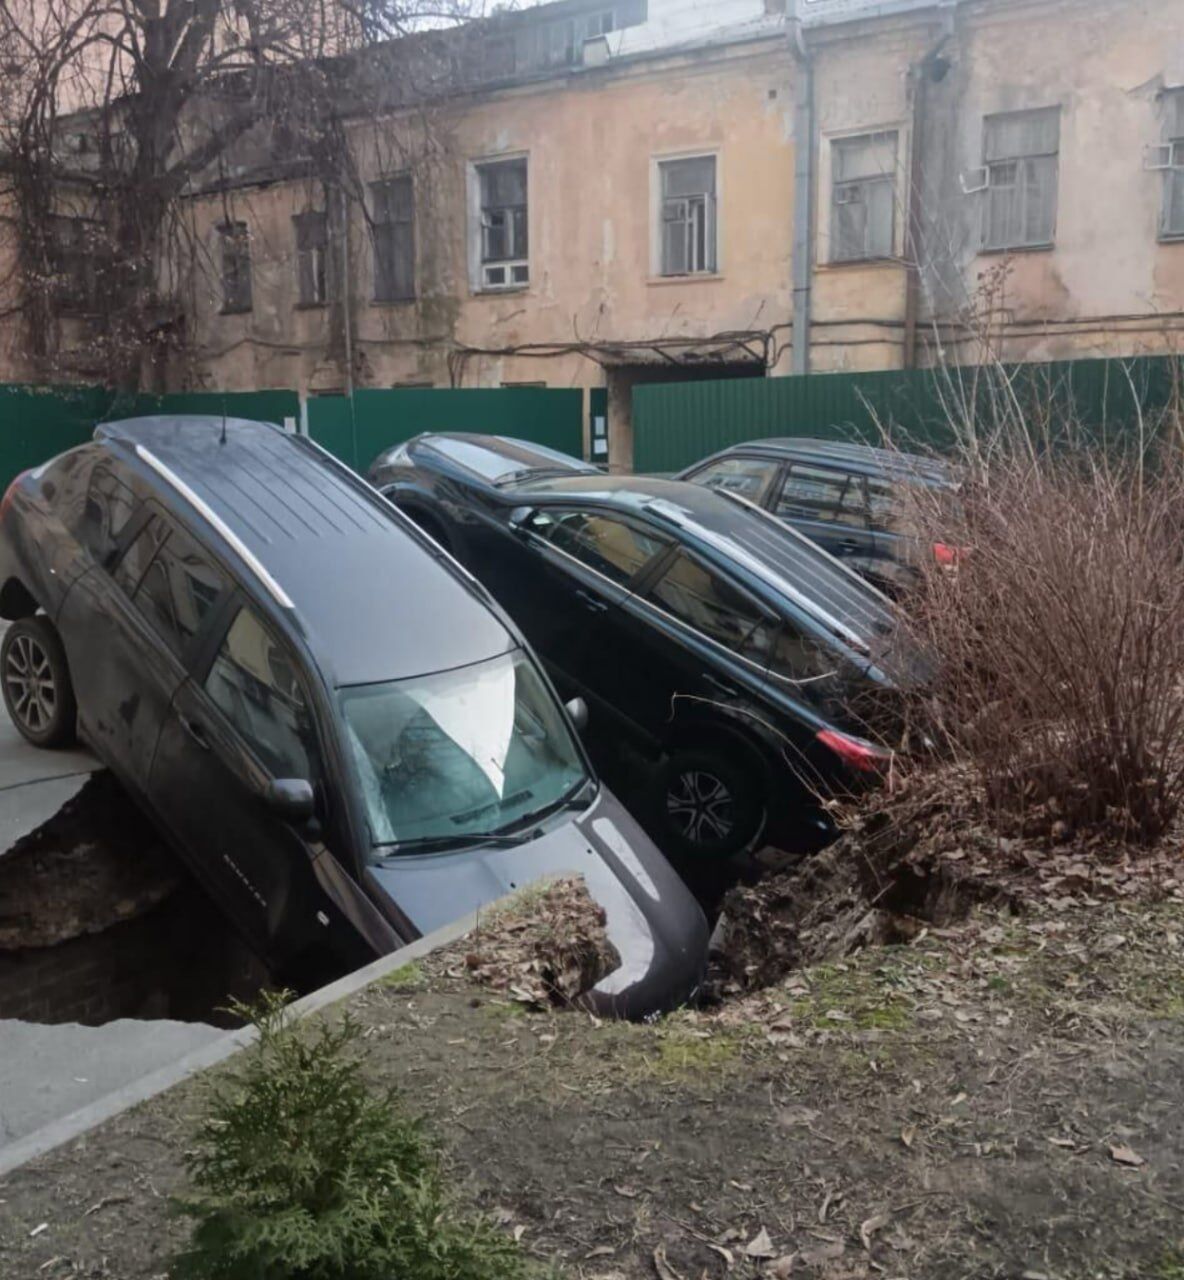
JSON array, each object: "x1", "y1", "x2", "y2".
[
  {"x1": 1, "y1": 616, "x2": 77, "y2": 748},
  {"x1": 653, "y1": 748, "x2": 764, "y2": 861}
]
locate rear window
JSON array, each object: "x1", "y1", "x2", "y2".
[
  {"x1": 82, "y1": 464, "x2": 139, "y2": 560},
  {"x1": 646, "y1": 551, "x2": 773, "y2": 663},
  {"x1": 682, "y1": 491, "x2": 898, "y2": 648},
  {"x1": 425, "y1": 436, "x2": 591, "y2": 485}
]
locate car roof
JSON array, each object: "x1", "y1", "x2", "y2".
[
  {"x1": 513, "y1": 474, "x2": 896, "y2": 647},
  {"x1": 697, "y1": 438, "x2": 953, "y2": 486},
  {"x1": 96, "y1": 416, "x2": 512, "y2": 686},
  {"x1": 415, "y1": 432, "x2": 599, "y2": 484}
]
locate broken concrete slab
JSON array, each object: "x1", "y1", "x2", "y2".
[{"x1": 0, "y1": 1018, "x2": 223, "y2": 1149}]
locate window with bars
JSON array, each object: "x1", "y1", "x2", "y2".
[
  {"x1": 659, "y1": 155, "x2": 717, "y2": 276},
  {"x1": 293, "y1": 211, "x2": 327, "y2": 307},
  {"x1": 219, "y1": 221, "x2": 253, "y2": 313},
  {"x1": 1161, "y1": 90, "x2": 1184, "y2": 239},
  {"x1": 371, "y1": 176, "x2": 415, "y2": 302},
  {"x1": 981, "y1": 108, "x2": 1060, "y2": 251},
  {"x1": 831, "y1": 130, "x2": 897, "y2": 262},
  {"x1": 49, "y1": 215, "x2": 104, "y2": 312},
  {"x1": 478, "y1": 158, "x2": 529, "y2": 289}
]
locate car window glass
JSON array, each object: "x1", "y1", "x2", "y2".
[
  {"x1": 131, "y1": 525, "x2": 227, "y2": 656},
  {"x1": 526, "y1": 509, "x2": 669, "y2": 586},
  {"x1": 648, "y1": 551, "x2": 773, "y2": 660},
  {"x1": 84, "y1": 464, "x2": 139, "y2": 559},
  {"x1": 776, "y1": 465, "x2": 867, "y2": 527},
  {"x1": 112, "y1": 514, "x2": 167, "y2": 595},
  {"x1": 204, "y1": 607, "x2": 315, "y2": 780},
  {"x1": 689, "y1": 456, "x2": 778, "y2": 502},
  {"x1": 769, "y1": 623, "x2": 835, "y2": 682}
]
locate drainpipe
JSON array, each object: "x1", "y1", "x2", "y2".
[
  {"x1": 790, "y1": 21, "x2": 815, "y2": 377},
  {"x1": 339, "y1": 186, "x2": 358, "y2": 468},
  {"x1": 903, "y1": 7, "x2": 957, "y2": 369}
]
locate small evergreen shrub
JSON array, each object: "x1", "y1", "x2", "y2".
[{"x1": 172, "y1": 991, "x2": 529, "y2": 1280}]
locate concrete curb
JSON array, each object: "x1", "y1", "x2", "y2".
[{"x1": 0, "y1": 911, "x2": 482, "y2": 1177}]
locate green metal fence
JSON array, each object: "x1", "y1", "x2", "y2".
[
  {"x1": 632, "y1": 357, "x2": 1182, "y2": 473},
  {"x1": 0, "y1": 385, "x2": 301, "y2": 491},
  {"x1": 307, "y1": 387, "x2": 585, "y2": 473}
]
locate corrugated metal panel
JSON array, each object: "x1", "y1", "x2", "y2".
[
  {"x1": 633, "y1": 357, "x2": 1181, "y2": 473},
  {"x1": 309, "y1": 387, "x2": 585, "y2": 472},
  {"x1": 0, "y1": 385, "x2": 300, "y2": 492}
]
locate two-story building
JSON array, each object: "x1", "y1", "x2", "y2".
[{"x1": 5, "y1": 0, "x2": 1183, "y2": 463}]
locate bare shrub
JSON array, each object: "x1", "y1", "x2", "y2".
[{"x1": 898, "y1": 378, "x2": 1184, "y2": 848}]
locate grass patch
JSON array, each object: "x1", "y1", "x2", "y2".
[
  {"x1": 379, "y1": 961, "x2": 427, "y2": 992},
  {"x1": 787, "y1": 961, "x2": 915, "y2": 1033}
]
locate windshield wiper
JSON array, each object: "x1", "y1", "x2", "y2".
[
  {"x1": 378, "y1": 830, "x2": 538, "y2": 857},
  {"x1": 509, "y1": 777, "x2": 596, "y2": 830}
]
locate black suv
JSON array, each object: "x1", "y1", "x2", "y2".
[
  {"x1": 371, "y1": 434, "x2": 921, "y2": 861},
  {"x1": 677, "y1": 439, "x2": 958, "y2": 595},
  {"x1": 0, "y1": 418, "x2": 708, "y2": 1017}
]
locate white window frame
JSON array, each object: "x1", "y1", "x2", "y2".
[
  {"x1": 979, "y1": 106, "x2": 1061, "y2": 253},
  {"x1": 652, "y1": 151, "x2": 721, "y2": 279},
  {"x1": 467, "y1": 153, "x2": 530, "y2": 293},
  {"x1": 1158, "y1": 90, "x2": 1184, "y2": 241},
  {"x1": 828, "y1": 128, "x2": 899, "y2": 263}
]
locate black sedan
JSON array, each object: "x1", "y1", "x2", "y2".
[
  {"x1": 0, "y1": 418, "x2": 709, "y2": 1017},
  {"x1": 370, "y1": 434, "x2": 920, "y2": 861},
  {"x1": 676, "y1": 438, "x2": 959, "y2": 596}
]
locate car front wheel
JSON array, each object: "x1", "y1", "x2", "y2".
[
  {"x1": 1, "y1": 616, "x2": 77, "y2": 748},
  {"x1": 653, "y1": 747, "x2": 764, "y2": 861}
]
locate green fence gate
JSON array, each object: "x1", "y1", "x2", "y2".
[
  {"x1": 306, "y1": 387, "x2": 585, "y2": 473},
  {"x1": 631, "y1": 357, "x2": 1182, "y2": 473}
]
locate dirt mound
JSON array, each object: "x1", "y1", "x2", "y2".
[
  {"x1": 710, "y1": 765, "x2": 1184, "y2": 997},
  {"x1": 456, "y1": 877, "x2": 621, "y2": 1009}
]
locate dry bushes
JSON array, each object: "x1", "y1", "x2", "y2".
[{"x1": 899, "y1": 393, "x2": 1184, "y2": 848}]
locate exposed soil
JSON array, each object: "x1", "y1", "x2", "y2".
[
  {"x1": 0, "y1": 773, "x2": 178, "y2": 950},
  {"x1": 3, "y1": 875, "x2": 1184, "y2": 1279}
]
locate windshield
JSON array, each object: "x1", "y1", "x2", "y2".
[{"x1": 340, "y1": 650, "x2": 588, "y2": 854}]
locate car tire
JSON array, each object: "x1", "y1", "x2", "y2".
[
  {"x1": 1, "y1": 616, "x2": 77, "y2": 748},
  {"x1": 652, "y1": 747, "x2": 764, "y2": 861}
]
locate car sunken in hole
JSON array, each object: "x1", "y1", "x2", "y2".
[
  {"x1": 0, "y1": 417, "x2": 708, "y2": 1018},
  {"x1": 371, "y1": 433, "x2": 927, "y2": 862}
]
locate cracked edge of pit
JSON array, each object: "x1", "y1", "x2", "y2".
[{"x1": 0, "y1": 911, "x2": 484, "y2": 1178}]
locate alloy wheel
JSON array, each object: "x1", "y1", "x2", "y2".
[
  {"x1": 666, "y1": 769, "x2": 735, "y2": 845},
  {"x1": 3, "y1": 632, "x2": 57, "y2": 734}
]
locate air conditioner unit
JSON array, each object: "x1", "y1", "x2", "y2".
[
  {"x1": 1144, "y1": 143, "x2": 1174, "y2": 172},
  {"x1": 959, "y1": 166, "x2": 989, "y2": 195}
]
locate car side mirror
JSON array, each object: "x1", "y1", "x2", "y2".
[
  {"x1": 565, "y1": 696, "x2": 589, "y2": 733},
  {"x1": 508, "y1": 506, "x2": 534, "y2": 533},
  {"x1": 266, "y1": 778, "x2": 317, "y2": 824}
]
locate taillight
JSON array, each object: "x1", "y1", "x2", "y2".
[
  {"x1": 933, "y1": 541, "x2": 960, "y2": 567},
  {"x1": 816, "y1": 727, "x2": 891, "y2": 774}
]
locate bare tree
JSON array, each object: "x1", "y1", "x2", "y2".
[{"x1": 0, "y1": 0, "x2": 484, "y2": 387}]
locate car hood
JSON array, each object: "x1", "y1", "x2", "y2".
[{"x1": 368, "y1": 788, "x2": 708, "y2": 1019}]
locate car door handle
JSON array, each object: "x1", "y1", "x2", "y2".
[
  {"x1": 180, "y1": 715, "x2": 211, "y2": 750},
  {"x1": 575, "y1": 589, "x2": 608, "y2": 614},
  {"x1": 837, "y1": 537, "x2": 860, "y2": 554}
]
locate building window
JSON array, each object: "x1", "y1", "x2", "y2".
[
  {"x1": 49, "y1": 215, "x2": 104, "y2": 312},
  {"x1": 293, "y1": 211, "x2": 327, "y2": 307},
  {"x1": 659, "y1": 155, "x2": 717, "y2": 276},
  {"x1": 981, "y1": 107, "x2": 1060, "y2": 251},
  {"x1": 218, "y1": 221, "x2": 252, "y2": 313},
  {"x1": 478, "y1": 158, "x2": 529, "y2": 290},
  {"x1": 371, "y1": 176, "x2": 415, "y2": 302},
  {"x1": 1160, "y1": 90, "x2": 1184, "y2": 239},
  {"x1": 831, "y1": 130, "x2": 897, "y2": 262},
  {"x1": 583, "y1": 9, "x2": 616, "y2": 38}
]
